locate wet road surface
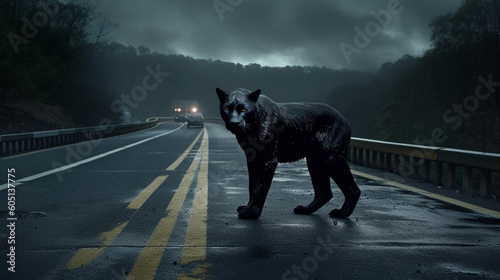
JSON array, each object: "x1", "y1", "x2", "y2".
[{"x1": 1, "y1": 122, "x2": 499, "y2": 279}]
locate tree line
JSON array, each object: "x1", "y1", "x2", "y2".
[
  {"x1": 373, "y1": 0, "x2": 499, "y2": 152},
  {"x1": 1, "y1": 0, "x2": 114, "y2": 121}
]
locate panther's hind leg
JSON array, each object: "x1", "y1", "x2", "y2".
[
  {"x1": 328, "y1": 160, "x2": 360, "y2": 218},
  {"x1": 294, "y1": 157, "x2": 333, "y2": 215}
]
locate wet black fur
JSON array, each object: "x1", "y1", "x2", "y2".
[{"x1": 216, "y1": 88, "x2": 361, "y2": 219}]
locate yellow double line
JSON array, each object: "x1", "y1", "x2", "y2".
[
  {"x1": 67, "y1": 128, "x2": 210, "y2": 279},
  {"x1": 128, "y1": 128, "x2": 209, "y2": 279}
]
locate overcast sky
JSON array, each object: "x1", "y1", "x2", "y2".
[{"x1": 97, "y1": 0, "x2": 462, "y2": 72}]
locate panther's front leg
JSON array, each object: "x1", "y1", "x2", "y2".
[
  {"x1": 237, "y1": 158, "x2": 261, "y2": 212},
  {"x1": 238, "y1": 157, "x2": 278, "y2": 219}
]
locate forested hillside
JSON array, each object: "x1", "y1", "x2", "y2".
[
  {"x1": 79, "y1": 45, "x2": 374, "y2": 126},
  {"x1": 373, "y1": 0, "x2": 500, "y2": 152},
  {"x1": 1, "y1": 0, "x2": 499, "y2": 152}
]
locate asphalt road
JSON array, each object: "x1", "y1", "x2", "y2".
[{"x1": 1, "y1": 122, "x2": 499, "y2": 280}]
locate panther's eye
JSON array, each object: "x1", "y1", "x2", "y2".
[
  {"x1": 223, "y1": 107, "x2": 229, "y2": 112},
  {"x1": 241, "y1": 109, "x2": 246, "y2": 112}
]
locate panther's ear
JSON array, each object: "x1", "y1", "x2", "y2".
[
  {"x1": 216, "y1": 88, "x2": 227, "y2": 103},
  {"x1": 248, "y1": 89, "x2": 261, "y2": 102}
]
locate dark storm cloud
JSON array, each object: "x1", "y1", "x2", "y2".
[{"x1": 98, "y1": 0, "x2": 461, "y2": 72}]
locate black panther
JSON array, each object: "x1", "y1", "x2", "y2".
[{"x1": 216, "y1": 88, "x2": 360, "y2": 219}]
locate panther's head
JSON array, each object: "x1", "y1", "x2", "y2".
[{"x1": 216, "y1": 88, "x2": 261, "y2": 134}]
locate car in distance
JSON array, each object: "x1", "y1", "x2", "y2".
[
  {"x1": 175, "y1": 113, "x2": 188, "y2": 122},
  {"x1": 187, "y1": 113, "x2": 204, "y2": 128}
]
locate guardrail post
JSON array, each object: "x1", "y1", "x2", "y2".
[
  {"x1": 462, "y1": 167, "x2": 473, "y2": 192},
  {"x1": 352, "y1": 147, "x2": 359, "y2": 165},
  {"x1": 446, "y1": 163, "x2": 456, "y2": 188},
  {"x1": 480, "y1": 170, "x2": 491, "y2": 197},
  {"x1": 372, "y1": 151, "x2": 379, "y2": 169},
  {"x1": 411, "y1": 157, "x2": 419, "y2": 179},
  {"x1": 386, "y1": 153, "x2": 393, "y2": 173},
  {"x1": 395, "y1": 155, "x2": 401, "y2": 175},
  {"x1": 383, "y1": 153, "x2": 389, "y2": 171},
  {"x1": 423, "y1": 159, "x2": 430, "y2": 182},
  {"x1": 397, "y1": 155, "x2": 408, "y2": 177},
  {"x1": 434, "y1": 162, "x2": 443, "y2": 185},
  {"x1": 379, "y1": 152, "x2": 387, "y2": 171},
  {"x1": 357, "y1": 148, "x2": 364, "y2": 166}
]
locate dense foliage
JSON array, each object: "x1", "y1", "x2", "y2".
[
  {"x1": 374, "y1": 0, "x2": 500, "y2": 152},
  {"x1": 1, "y1": 0, "x2": 114, "y2": 121}
]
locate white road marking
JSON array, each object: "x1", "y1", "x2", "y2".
[{"x1": 0, "y1": 124, "x2": 184, "y2": 191}]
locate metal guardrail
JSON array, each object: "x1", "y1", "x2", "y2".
[
  {"x1": 349, "y1": 137, "x2": 500, "y2": 197},
  {"x1": 146, "y1": 117, "x2": 174, "y2": 122},
  {"x1": 0, "y1": 116, "x2": 220, "y2": 156},
  {"x1": 0, "y1": 121, "x2": 158, "y2": 156}
]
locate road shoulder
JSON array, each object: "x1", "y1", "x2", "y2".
[{"x1": 350, "y1": 164, "x2": 500, "y2": 218}]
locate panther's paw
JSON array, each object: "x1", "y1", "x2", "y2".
[
  {"x1": 293, "y1": 205, "x2": 312, "y2": 215},
  {"x1": 238, "y1": 205, "x2": 261, "y2": 219},
  {"x1": 237, "y1": 205, "x2": 247, "y2": 212}
]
